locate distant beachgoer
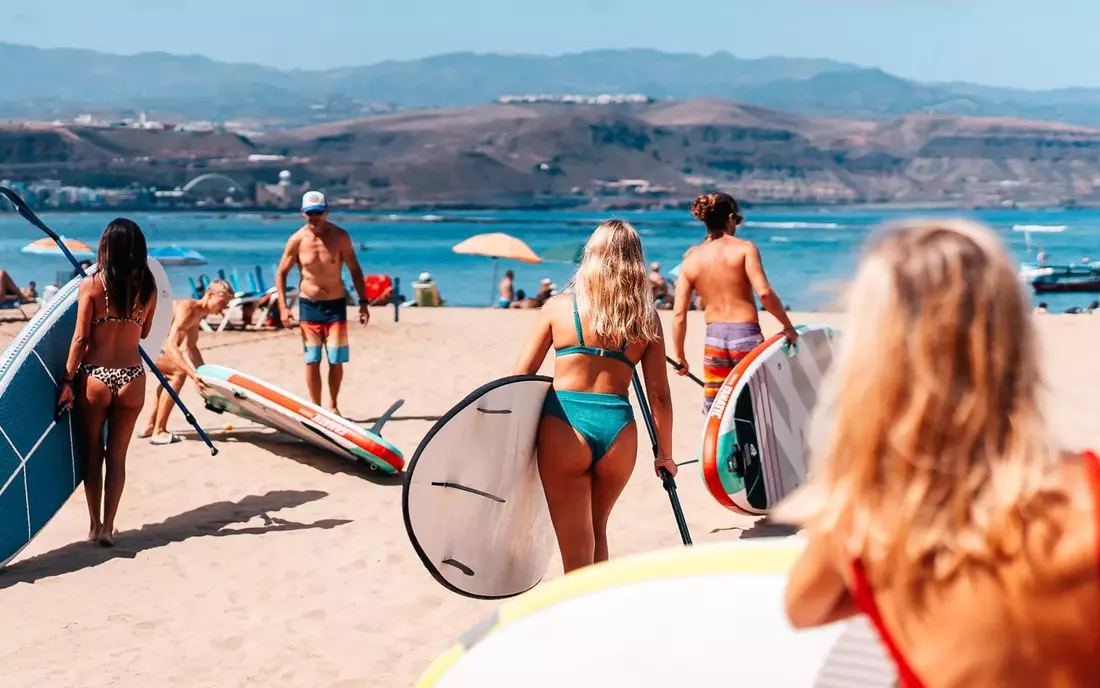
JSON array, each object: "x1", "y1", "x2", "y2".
[
  {"x1": 1088, "y1": 300, "x2": 1099, "y2": 313},
  {"x1": 672, "y1": 193, "x2": 797, "y2": 414},
  {"x1": 57, "y1": 219, "x2": 158, "y2": 547},
  {"x1": 534, "y1": 278, "x2": 554, "y2": 305},
  {"x1": 275, "y1": 191, "x2": 370, "y2": 416},
  {"x1": 775, "y1": 218, "x2": 1100, "y2": 687},
  {"x1": 649, "y1": 261, "x2": 671, "y2": 306},
  {"x1": 499, "y1": 269, "x2": 515, "y2": 308},
  {"x1": 1035, "y1": 302, "x2": 1048, "y2": 314},
  {"x1": 0, "y1": 270, "x2": 36, "y2": 303},
  {"x1": 509, "y1": 289, "x2": 541, "y2": 309},
  {"x1": 514, "y1": 219, "x2": 676, "y2": 573},
  {"x1": 139, "y1": 280, "x2": 234, "y2": 445}
]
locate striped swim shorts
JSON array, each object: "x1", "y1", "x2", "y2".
[
  {"x1": 702, "y1": 322, "x2": 764, "y2": 415},
  {"x1": 299, "y1": 297, "x2": 349, "y2": 365}
]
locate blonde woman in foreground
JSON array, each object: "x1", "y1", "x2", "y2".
[
  {"x1": 515, "y1": 220, "x2": 677, "y2": 573},
  {"x1": 774, "y1": 219, "x2": 1100, "y2": 688}
]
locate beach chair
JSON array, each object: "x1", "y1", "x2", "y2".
[{"x1": 413, "y1": 280, "x2": 444, "y2": 307}]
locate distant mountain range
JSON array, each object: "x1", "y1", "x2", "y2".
[{"x1": 9, "y1": 42, "x2": 1100, "y2": 127}]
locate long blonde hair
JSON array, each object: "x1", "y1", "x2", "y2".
[
  {"x1": 775, "y1": 218, "x2": 1062, "y2": 600},
  {"x1": 570, "y1": 219, "x2": 660, "y2": 345}
]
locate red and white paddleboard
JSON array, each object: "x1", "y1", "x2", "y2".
[
  {"x1": 197, "y1": 364, "x2": 404, "y2": 473},
  {"x1": 699, "y1": 324, "x2": 837, "y2": 515}
]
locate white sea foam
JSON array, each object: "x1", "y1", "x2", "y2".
[{"x1": 745, "y1": 221, "x2": 842, "y2": 230}]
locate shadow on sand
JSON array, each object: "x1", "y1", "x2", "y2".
[
  {"x1": 710, "y1": 517, "x2": 800, "y2": 540},
  {"x1": 0, "y1": 489, "x2": 349, "y2": 589},
  {"x1": 237, "y1": 430, "x2": 404, "y2": 486}
]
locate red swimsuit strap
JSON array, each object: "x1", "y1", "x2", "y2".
[
  {"x1": 849, "y1": 558, "x2": 926, "y2": 688},
  {"x1": 851, "y1": 450, "x2": 1100, "y2": 688}
]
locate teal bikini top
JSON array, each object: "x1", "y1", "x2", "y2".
[{"x1": 555, "y1": 293, "x2": 635, "y2": 369}]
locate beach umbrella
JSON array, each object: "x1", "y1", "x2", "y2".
[
  {"x1": 541, "y1": 241, "x2": 586, "y2": 264},
  {"x1": 452, "y1": 233, "x2": 541, "y2": 304},
  {"x1": 149, "y1": 245, "x2": 208, "y2": 266},
  {"x1": 21, "y1": 236, "x2": 95, "y2": 260}
]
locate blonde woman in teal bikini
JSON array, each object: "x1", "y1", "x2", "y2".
[
  {"x1": 515, "y1": 219, "x2": 677, "y2": 573},
  {"x1": 57, "y1": 219, "x2": 158, "y2": 547}
]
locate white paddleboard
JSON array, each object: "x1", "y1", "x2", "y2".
[
  {"x1": 197, "y1": 364, "x2": 404, "y2": 473},
  {"x1": 403, "y1": 375, "x2": 555, "y2": 599},
  {"x1": 701, "y1": 324, "x2": 837, "y2": 515},
  {"x1": 143, "y1": 258, "x2": 173, "y2": 372},
  {"x1": 415, "y1": 538, "x2": 897, "y2": 688}
]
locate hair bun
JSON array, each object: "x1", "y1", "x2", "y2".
[{"x1": 691, "y1": 194, "x2": 716, "y2": 223}]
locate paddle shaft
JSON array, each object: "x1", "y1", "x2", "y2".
[
  {"x1": 631, "y1": 370, "x2": 692, "y2": 546},
  {"x1": 0, "y1": 187, "x2": 218, "y2": 455},
  {"x1": 665, "y1": 355, "x2": 704, "y2": 388}
]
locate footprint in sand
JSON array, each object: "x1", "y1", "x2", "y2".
[
  {"x1": 213, "y1": 636, "x2": 245, "y2": 651},
  {"x1": 305, "y1": 609, "x2": 326, "y2": 621}
]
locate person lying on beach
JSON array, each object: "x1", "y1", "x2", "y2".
[
  {"x1": 671, "y1": 193, "x2": 797, "y2": 414},
  {"x1": 515, "y1": 219, "x2": 677, "y2": 574},
  {"x1": 139, "y1": 279, "x2": 234, "y2": 445},
  {"x1": 57, "y1": 219, "x2": 158, "y2": 547},
  {"x1": 534, "y1": 278, "x2": 554, "y2": 305},
  {"x1": 508, "y1": 289, "x2": 541, "y2": 309},
  {"x1": 774, "y1": 219, "x2": 1100, "y2": 688},
  {"x1": 0, "y1": 270, "x2": 36, "y2": 303},
  {"x1": 276, "y1": 191, "x2": 371, "y2": 417},
  {"x1": 498, "y1": 269, "x2": 515, "y2": 308}
]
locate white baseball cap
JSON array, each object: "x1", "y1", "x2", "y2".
[
  {"x1": 302, "y1": 190, "x2": 327, "y2": 213},
  {"x1": 419, "y1": 271, "x2": 432, "y2": 282}
]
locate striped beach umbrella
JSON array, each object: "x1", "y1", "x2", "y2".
[{"x1": 21, "y1": 236, "x2": 96, "y2": 260}]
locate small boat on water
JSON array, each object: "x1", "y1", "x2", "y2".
[{"x1": 1030, "y1": 264, "x2": 1100, "y2": 293}]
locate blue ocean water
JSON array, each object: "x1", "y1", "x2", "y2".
[{"x1": 0, "y1": 207, "x2": 1097, "y2": 312}]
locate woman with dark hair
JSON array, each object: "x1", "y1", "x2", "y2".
[{"x1": 57, "y1": 218, "x2": 157, "y2": 546}]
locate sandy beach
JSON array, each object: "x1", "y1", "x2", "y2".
[{"x1": 0, "y1": 307, "x2": 1096, "y2": 688}]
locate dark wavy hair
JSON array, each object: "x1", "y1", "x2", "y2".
[
  {"x1": 97, "y1": 218, "x2": 155, "y2": 319},
  {"x1": 691, "y1": 192, "x2": 743, "y2": 234}
]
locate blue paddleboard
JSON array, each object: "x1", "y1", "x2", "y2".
[{"x1": 0, "y1": 276, "x2": 85, "y2": 567}]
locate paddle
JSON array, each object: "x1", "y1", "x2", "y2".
[
  {"x1": 631, "y1": 370, "x2": 692, "y2": 546},
  {"x1": 0, "y1": 187, "x2": 219, "y2": 456},
  {"x1": 665, "y1": 355, "x2": 704, "y2": 387}
]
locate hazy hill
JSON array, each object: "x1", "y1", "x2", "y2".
[
  {"x1": 11, "y1": 42, "x2": 1100, "y2": 127},
  {"x1": 7, "y1": 98, "x2": 1100, "y2": 208}
]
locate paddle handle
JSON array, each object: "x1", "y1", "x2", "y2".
[
  {"x1": 631, "y1": 370, "x2": 692, "y2": 546},
  {"x1": 665, "y1": 355, "x2": 704, "y2": 388}
]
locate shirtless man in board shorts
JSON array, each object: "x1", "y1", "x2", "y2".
[
  {"x1": 672, "y1": 192, "x2": 798, "y2": 414},
  {"x1": 139, "y1": 279, "x2": 235, "y2": 444},
  {"x1": 276, "y1": 191, "x2": 370, "y2": 416}
]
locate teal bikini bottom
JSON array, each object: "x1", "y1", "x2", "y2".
[{"x1": 542, "y1": 389, "x2": 634, "y2": 466}]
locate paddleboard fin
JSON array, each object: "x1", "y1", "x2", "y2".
[
  {"x1": 368, "y1": 398, "x2": 405, "y2": 435},
  {"x1": 430, "y1": 481, "x2": 506, "y2": 504},
  {"x1": 442, "y1": 558, "x2": 475, "y2": 576}
]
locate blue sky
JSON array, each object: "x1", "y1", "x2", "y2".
[{"x1": 7, "y1": 0, "x2": 1090, "y2": 90}]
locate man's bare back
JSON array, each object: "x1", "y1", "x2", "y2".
[{"x1": 676, "y1": 236, "x2": 762, "y2": 324}]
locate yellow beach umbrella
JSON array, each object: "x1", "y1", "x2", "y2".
[{"x1": 452, "y1": 233, "x2": 541, "y2": 305}]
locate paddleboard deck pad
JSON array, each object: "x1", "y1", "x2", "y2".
[
  {"x1": 197, "y1": 364, "x2": 404, "y2": 473},
  {"x1": 403, "y1": 375, "x2": 555, "y2": 600},
  {"x1": 415, "y1": 538, "x2": 896, "y2": 688},
  {"x1": 701, "y1": 324, "x2": 836, "y2": 515},
  {"x1": 0, "y1": 263, "x2": 172, "y2": 567}
]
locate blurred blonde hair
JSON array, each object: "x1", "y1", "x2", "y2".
[
  {"x1": 205, "y1": 279, "x2": 233, "y2": 297},
  {"x1": 570, "y1": 219, "x2": 659, "y2": 345},
  {"x1": 774, "y1": 218, "x2": 1063, "y2": 600}
]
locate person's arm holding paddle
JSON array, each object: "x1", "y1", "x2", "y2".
[
  {"x1": 671, "y1": 263, "x2": 694, "y2": 377},
  {"x1": 275, "y1": 233, "x2": 300, "y2": 329},
  {"x1": 513, "y1": 303, "x2": 553, "y2": 375},
  {"x1": 745, "y1": 242, "x2": 798, "y2": 344},
  {"x1": 56, "y1": 277, "x2": 95, "y2": 414},
  {"x1": 640, "y1": 315, "x2": 677, "y2": 478},
  {"x1": 338, "y1": 227, "x2": 371, "y2": 326}
]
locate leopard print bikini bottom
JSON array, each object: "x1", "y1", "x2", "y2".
[{"x1": 80, "y1": 364, "x2": 146, "y2": 396}]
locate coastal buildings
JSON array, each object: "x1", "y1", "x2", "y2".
[{"x1": 497, "y1": 94, "x2": 654, "y2": 105}]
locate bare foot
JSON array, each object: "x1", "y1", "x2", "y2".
[
  {"x1": 137, "y1": 426, "x2": 154, "y2": 439},
  {"x1": 88, "y1": 523, "x2": 101, "y2": 542},
  {"x1": 97, "y1": 525, "x2": 116, "y2": 548},
  {"x1": 328, "y1": 406, "x2": 343, "y2": 418}
]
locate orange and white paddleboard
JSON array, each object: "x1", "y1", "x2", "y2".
[
  {"x1": 197, "y1": 364, "x2": 404, "y2": 472},
  {"x1": 700, "y1": 325, "x2": 836, "y2": 515}
]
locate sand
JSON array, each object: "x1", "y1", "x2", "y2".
[{"x1": 0, "y1": 307, "x2": 1096, "y2": 688}]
